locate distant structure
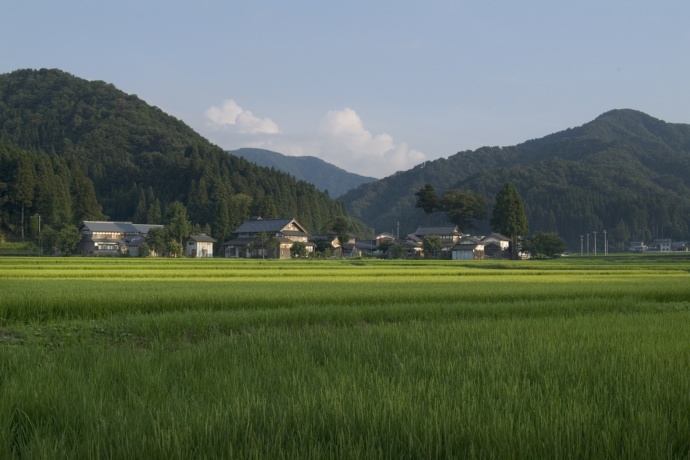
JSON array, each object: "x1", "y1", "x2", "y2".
[{"x1": 78, "y1": 221, "x2": 163, "y2": 256}]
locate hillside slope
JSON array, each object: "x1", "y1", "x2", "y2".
[
  {"x1": 340, "y1": 109, "x2": 690, "y2": 248},
  {"x1": 0, "y1": 69, "x2": 345, "y2": 241},
  {"x1": 231, "y1": 148, "x2": 376, "y2": 198}
]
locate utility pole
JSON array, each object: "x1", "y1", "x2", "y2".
[
  {"x1": 593, "y1": 231, "x2": 598, "y2": 256},
  {"x1": 587, "y1": 234, "x2": 590, "y2": 256},
  {"x1": 38, "y1": 215, "x2": 42, "y2": 256},
  {"x1": 580, "y1": 235, "x2": 584, "y2": 256},
  {"x1": 603, "y1": 230, "x2": 607, "y2": 256}
]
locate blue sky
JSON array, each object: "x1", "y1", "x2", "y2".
[{"x1": 2, "y1": 1, "x2": 689, "y2": 178}]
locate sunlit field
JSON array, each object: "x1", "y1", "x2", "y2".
[{"x1": 2, "y1": 256, "x2": 690, "y2": 458}]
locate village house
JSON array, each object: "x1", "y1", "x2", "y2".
[
  {"x1": 186, "y1": 234, "x2": 217, "y2": 258},
  {"x1": 481, "y1": 233, "x2": 511, "y2": 259},
  {"x1": 413, "y1": 225, "x2": 463, "y2": 252},
  {"x1": 78, "y1": 221, "x2": 164, "y2": 256},
  {"x1": 452, "y1": 236, "x2": 485, "y2": 260},
  {"x1": 221, "y1": 217, "x2": 313, "y2": 259}
]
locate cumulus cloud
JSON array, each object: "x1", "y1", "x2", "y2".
[
  {"x1": 205, "y1": 99, "x2": 279, "y2": 134},
  {"x1": 318, "y1": 108, "x2": 426, "y2": 177},
  {"x1": 199, "y1": 103, "x2": 425, "y2": 178}
]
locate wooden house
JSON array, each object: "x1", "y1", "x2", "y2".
[
  {"x1": 481, "y1": 233, "x2": 511, "y2": 259},
  {"x1": 414, "y1": 225, "x2": 462, "y2": 251},
  {"x1": 78, "y1": 221, "x2": 164, "y2": 256},
  {"x1": 221, "y1": 217, "x2": 313, "y2": 259}
]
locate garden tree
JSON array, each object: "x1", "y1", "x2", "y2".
[
  {"x1": 389, "y1": 242, "x2": 407, "y2": 259},
  {"x1": 441, "y1": 189, "x2": 487, "y2": 232},
  {"x1": 490, "y1": 182, "x2": 529, "y2": 259},
  {"x1": 415, "y1": 184, "x2": 440, "y2": 215},
  {"x1": 313, "y1": 238, "x2": 334, "y2": 258},
  {"x1": 330, "y1": 215, "x2": 351, "y2": 256},
  {"x1": 290, "y1": 241, "x2": 308, "y2": 258},
  {"x1": 164, "y1": 201, "x2": 192, "y2": 247},
  {"x1": 248, "y1": 232, "x2": 275, "y2": 259},
  {"x1": 55, "y1": 226, "x2": 81, "y2": 255},
  {"x1": 167, "y1": 240, "x2": 184, "y2": 258},
  {"x1": 146, "y1": 227, "x2": 167, "y2": 256},
  {"x1": 422, "y1": 235, "x2": 442, "y2": 258},
  {"x1": 524, "y1": 232, "x2": 566, "y2": 259}
]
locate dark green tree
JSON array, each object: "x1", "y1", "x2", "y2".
[
  {"x1": 132, "y1": 189, "x2": 148, "y2": 223},
  {"x1": 422, "y1": 235, "x2": 442, "y2": 258},
  {"x1": 55, "y1": 226, "x2": 82, "y2": 255},
  {"x1": 147, "y1": 199, "x2": 162, "y2": 224},
  {"x1": 290, "y1": 242, "x2": 308, "y2": 258},
  {"x1": 12, "y1": 154, "x2": 36, "y2": 239},
  {"x1": 330, "y1": 215, "x2": 351, "y2": 257},
  {"x1": 415, "y1": 184, "x2": 440, "y2": 215},
  {"x1": 490, "y1": 182, "x2": 529, "y2": 258},
  {"x1": 70, "y1": 168, "x2": 104, "y2": 222},
  {"x1": 441, "y1": 189, "x2": 487, "y2": 231},
  {"x1": 524, "y1": 232, "x2": 566, "y2": 259},
  {"x1": 165, "y1": 201, "x2": 192, "y2": 247}
]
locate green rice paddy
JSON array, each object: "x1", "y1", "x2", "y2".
[{"x1": 1, "y1": 256, "x2": 690, "y2": 458}]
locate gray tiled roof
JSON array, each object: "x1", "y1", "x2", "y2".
[
  {"x1": 80, "y1": 221, "x2": 163, "y2": 234},
  {"x1": 233, "y1": 218, "x2": 310, "y2": 235},
  {"x1": 188, "y1": 234, "x2": 217, "y2": 243},
  {"x1": 414, "y1": 225, "x2": 459, "y2": 236}
]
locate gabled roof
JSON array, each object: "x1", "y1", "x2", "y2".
[
  {"x1": 482, "y1": 233, "x2": 510, "y2": 242},
  {"x1": 188, "y1": 234, "x2": 217, "y2": 243},
  {"x1": 80, "y1": 221, "x2": 164, "y2": 234},
  {"x1": 233, "y1": 218, "x2": 309, "y2": 235},
  {"x1": 453, "y1": 236, "x2": 484, "y2": 249}
]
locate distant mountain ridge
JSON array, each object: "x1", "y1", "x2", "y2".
[
  {"x1": 230, "y1": 148, "x2": 377, "y2": 198},
  {"x1": 340, "y1": 109, "x2": 690, "y2": 249}
]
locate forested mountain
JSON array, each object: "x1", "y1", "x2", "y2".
[
  {"x1": 0, "y1": 69, "x2": 346, "y2": 244},
  {"x1": 231, "y1": 148, "x2": 377, "y2": 198},
  {"x1": 341, "y1": 109, "x2": 690, "y2": 249}
]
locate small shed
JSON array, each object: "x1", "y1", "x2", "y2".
[
  {"x1": 186, "y1": 234, "x2": 217, "y2": 258},
  {"x1": 452, "y1": 237, "x2": 485, "y2": 260}
]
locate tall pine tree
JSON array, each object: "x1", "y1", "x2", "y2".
[{"x1": 490, "y1": 182, "x2": 529, "y2": 258}]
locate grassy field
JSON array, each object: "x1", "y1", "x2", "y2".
[{"x1": 1, "y1": 255, "x2": 690, "y2": 458}]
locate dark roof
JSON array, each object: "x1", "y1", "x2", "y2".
[
  {"x1": 233, "y1": 218, "x2": 308, "y2": 234},
  {"x1": 414, "y1": 225, "x2": 459, "y2": 236},
  {"x1": 80, "y1": 221, "x2": 164, "y2": 234},
  {"x1": 482, "y1": 233, "x2": 510, "y2": 242},
  {"x1": 188, "y1": 234, "x2": 217, "y2": 243},
  {"x1": 454, "y1": 237, "x2": 483, "y2": 249}
]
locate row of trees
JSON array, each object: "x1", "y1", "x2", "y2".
[{"x1": 415, "y1": 182, "x2": 564, "y2": 258}]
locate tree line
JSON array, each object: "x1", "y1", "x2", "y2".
[{"x1": 415, "y1": 182, "x2": 564, "y2": 258}]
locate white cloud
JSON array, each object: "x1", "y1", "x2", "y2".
[
  {"x1": 205, "y1": 99, "x2": 279, "y2": 134},
  {"x1": 318, "y1": 108, "x2": 426, "y2": 177},
  {"x1": 199, "y1": 104, "x2": 425, "y2": 178}
]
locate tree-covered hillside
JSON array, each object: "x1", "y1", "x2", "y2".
[
  {"x1": 231, "y1": 148, "x2": 377, "y2": 198},
  {"x1": 0, "y1": 69, "x2": 345, "y2": 243},
  {"x1": 341, "y1": 110, "x2": 690, "y2": 249}
]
